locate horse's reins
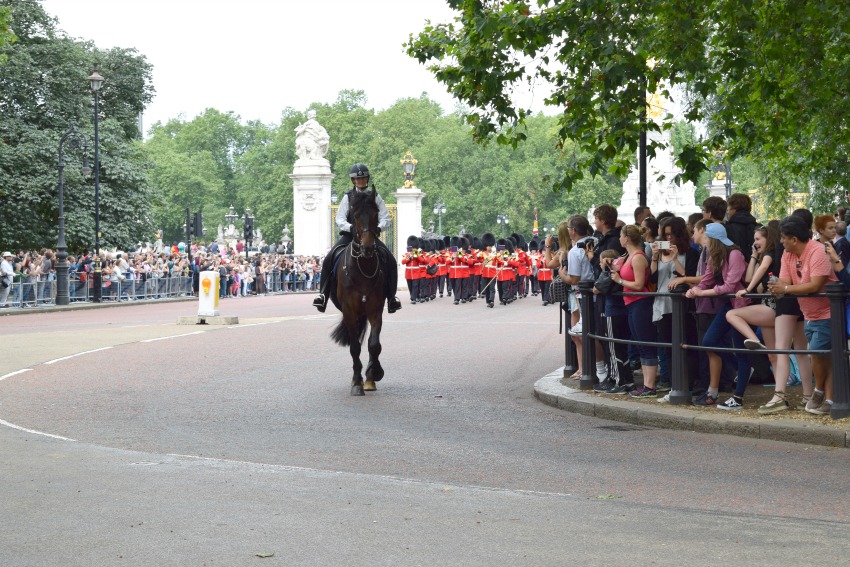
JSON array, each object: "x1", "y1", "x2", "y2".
[{"x1": 349, "y1": 232, "x2": 381, "y2": 279}]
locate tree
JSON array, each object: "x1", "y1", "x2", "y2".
[
  {"x1": 406, "y1": 0, "x2": 850, "y2": 198},
  {"x1": 0, "y1": 0, "x2": 154, "y2": 251}
]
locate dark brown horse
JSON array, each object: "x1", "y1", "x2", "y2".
[{"x1": 329, "y1": 187, "x2": 387, "y2": 395}]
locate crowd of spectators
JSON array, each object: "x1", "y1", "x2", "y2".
[
  {"x1": 557, "y1": 194, "x2": 849, "y2": 418},
  {"x1": 0, "y1": 240, "x2": 324, "y2": 308}
]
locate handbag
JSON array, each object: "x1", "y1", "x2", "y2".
[
  {"x1": 426, "y1": 263, "x2": 438, "y2": 275},
  {"x1": 548, "y1": 274, "x2": 568, "y2": 303}
]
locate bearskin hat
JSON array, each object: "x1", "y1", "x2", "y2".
[
  {"x1": 443, "y1": 235, "x2": 451, "y2": 248},
  {"x1": 450, "y1": 236, "x2": 460, "y2": 249},
  {"x1": 528, "y1": 238, "x2": 539, "y2": 252},
  {"x1": 460, "y1": 236, "x2": 471, "y2": 251},
  {"x1": 407, "y1": 235, "x2": 420, "y2": 249},
  {"x1": 504, "y1": 238, "x2": 515, "y2": 253},
  {"x1": 496, "y1": 238, "x2": 508, "y2": 251},
  {"x1": 482, "y1": 232, "x2": 496, "y2": 248}
]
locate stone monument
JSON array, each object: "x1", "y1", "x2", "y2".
[
  {"x1": 615, "y1": 90, "x2": 700, "y2": 221},
  {"x1": 393, "y1": 152, "x2": 425, "y2": 292},
  {"x1": 289, "y1": 110, "x2": 334, "y2": 256}
]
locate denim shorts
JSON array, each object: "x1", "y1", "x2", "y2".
[{"x1": 804, "y1": 319, "x2": 831, "y2": 353}]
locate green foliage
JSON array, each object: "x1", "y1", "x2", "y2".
[
  {"x1": 143, "y1": 93, "x2": 630, "y2": 242},
  {"x1": 405, "y1": 0, "x2": 850, "y2": 202},
  {"x1": 0, "y1": 0, "x2": 154, "y2": 252}
]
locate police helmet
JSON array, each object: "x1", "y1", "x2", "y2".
[{"x1": 349, "y1": 163, "x2": 370, "y2": 180}]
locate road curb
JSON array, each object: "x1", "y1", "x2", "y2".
[{"x1": 534, "y1": 368, "x2": 850, "y2": 448}]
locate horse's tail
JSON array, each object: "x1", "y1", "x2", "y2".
[{"x1": 330, "y1": 315, "x2": 368, "y2": 347}]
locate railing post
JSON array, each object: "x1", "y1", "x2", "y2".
[
  {"x1": 826, "y1": 282, "x2": 849, "y2": 419},
  {"x1": 578, "y1": 281, "x2": 596, "y2": 390},
  {"x1": 563, "y1": 285, "x2": 578, "y2": 378},
  {"x1": 669, "y1": 284, "x2": 690, "y2": 405}
]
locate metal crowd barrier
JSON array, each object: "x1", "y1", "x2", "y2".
[{"x1": 571, "y1": 280, "x2": 850, "y2": 420}]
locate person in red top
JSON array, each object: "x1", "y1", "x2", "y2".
[
  {"x1": 770, "y1": 214, "x2": 838, "y2": 415},
  {"x1": 470, "y1": 238, "x2": 484, "y2": 299},
  {"x1": 479, "y1": 234, "x2": 497, "y2": 308},
  {"x1": 401, "y1": 235, "x2": 423, "y2": 304},
  {"x1": 448, "y1": 236, "x2": 470, "y2": 304},
  {"x1": 610, "y1": 224, "x2": 658, "y2": 398},
  {"x1": 437, "y1": 239, "x2": 449, "y2": 298}
]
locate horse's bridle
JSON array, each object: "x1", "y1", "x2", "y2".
[{"x1": 349, "y1": 224, "x2": 381, "y2": 280}]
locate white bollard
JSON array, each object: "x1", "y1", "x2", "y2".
[{"x1": 198, "y1": 270, "x2": 220, "y2": 317}]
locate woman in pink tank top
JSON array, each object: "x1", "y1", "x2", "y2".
[{"x1": 611, "y1": 225, "x2": 658, "y2": 397}]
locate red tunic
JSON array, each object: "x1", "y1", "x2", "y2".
[{"x1": 401, "y1": 252, "x2": 423, "y2": 280}]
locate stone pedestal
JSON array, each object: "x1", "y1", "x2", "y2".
[
  {"x1": 393, "y1": 186, "x2": 425, "y2": 291},
  {"x1": 706, "y1": 178, "x2": 735, "y2": 200},
  {"x1": 289, "y1": 159, "x2": 335, "y2": 257}
]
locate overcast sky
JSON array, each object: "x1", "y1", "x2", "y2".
[{"x1": 40, "y1": 0, "x2": 461, "y2": 133}]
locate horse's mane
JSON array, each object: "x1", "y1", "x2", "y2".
[{"x1": 350, "y1": 189, "x2": 379, "y2": 228}]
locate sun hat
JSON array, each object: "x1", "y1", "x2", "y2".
[
  {"x1": 1, "y1": 251, "x2": 12, "y2": 258},
  {"x1": 705, "y1": 223, "x2": 734, "y2": 246}
]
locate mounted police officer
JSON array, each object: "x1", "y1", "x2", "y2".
[{"x1": 313, "y1": 163, "x2": 403, "y2": 314}]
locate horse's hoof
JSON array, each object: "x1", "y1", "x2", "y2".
[
  {"x1": 364, "y1": 380, "x2": 377, "y2": 391},
  {"x1": 351, "y1": 385, "x2": 365, "y2": 396}
]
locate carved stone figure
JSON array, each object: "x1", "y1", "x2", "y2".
[{"x1": 294, "y1": 110, "x2": 330, "y2": 161}]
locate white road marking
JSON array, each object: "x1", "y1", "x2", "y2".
[
  {"x1": 0, "y1": 418, "x2": 76, "y2": 441},
  {"x1": 43, "y1": 346, "x2": 113, "y2": 365},
  {"x1": 226, "y1": 320, "x2": 281, "y2": 329},
  {"x1": 141, "y1": 331, "x2": 206, "y2": 343},
  {"x1": 0, "y1": 368, "x2": 32, "y2": 381}
]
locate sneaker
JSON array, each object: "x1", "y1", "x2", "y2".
[
  {"x1": 797, "y1": 395, "x2": 812, "y2": 411},
  {"x1": 658, "y1": 393, "x2": 671, "y2": 404},
  {"x1": 806, "y1": 400, "x2": 832, "y2": 416},
  {"x1": 312, "y1": 294, "x2": 326, "y2": 313},
  {"x1": 693, "y1": 392, "x2": 719, "y2": 406},
  {"x1": 656, "y1": 381, "x2": 672, "y2": 392},
  {"x1": 593, "y1": 379, "x2": 616, "y2": 392},
  {"x1": 758, "y1": 395, "x2": 790, "y2": 415},
  {"x1": 568, "y1": 322, "x2": 583, "y2": 336},
  {"x1": 805, "y1": 390, "x2": 825, "y2": 412},
  {"x1": 717, "y1": 396, "x2": 744, "y2": 411},
  {"x1": 629, "y1": 386, "x2": 657, "y2": 398},
  {"x1": 744, "y1": 339, "x2": 766, "y2": 350},
  {"x1": 605, "y1": 383, "x2": 635, "y2": 395}
]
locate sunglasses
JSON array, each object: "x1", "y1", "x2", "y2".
[{"x1": 796, "y1": 260, "x2": 802, "y2": 279}]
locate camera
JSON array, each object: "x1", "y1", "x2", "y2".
[{"x1": 657, "y1": 240, "x2": 670, "y2": 250}]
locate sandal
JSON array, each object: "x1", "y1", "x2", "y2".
[
  {"x1": 758, "y1": 391, "x2": 789, "y2": 415},
  {"x1": 570, "y1": 370, "x2": 582, "y2": 380}
]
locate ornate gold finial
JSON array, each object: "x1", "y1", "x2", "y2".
[{"x1": 400, "y1": 151, "x2": 418, "y2": 188}]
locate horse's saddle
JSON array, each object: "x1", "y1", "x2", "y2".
[{"x1": 328, "y1": 242, "x2": 387, "y2": 312}]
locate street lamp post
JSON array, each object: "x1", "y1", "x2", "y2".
[
  {"x1": 433, "y1": 198, "x2": 446, "y2": 237},
  {"x1": 225, "y1": 205, "x2": 238, "y2": 227},
  {"x1": 243, "y1": 208, "x2": 255, "y2": 260},
  {"x1": 88, "y1": 69, "x2": 104, "y2": 302},
  {"x1": 401, "y1": 151, "x2": 418, "y2": 188},
  {"x1": 496, "y1": 213, "x2": 509, "y2": 238},
  {"x1": 543, "y1": 221, "x2": 555, "y2": 237},
  {"x1": 55, "y1": 125, "x2": 90, "y2": 306}
]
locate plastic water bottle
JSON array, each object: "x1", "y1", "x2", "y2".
[{"x1": 768, "y1": 272, "x2": 783, "y2": 298}]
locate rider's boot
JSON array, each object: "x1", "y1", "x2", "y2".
[
  {"x1": 387, "y1": 295, "x2": 402, "y2": 313},
  {"x1": 313, "y1": 280, "x2": 328, "y2": 312}
]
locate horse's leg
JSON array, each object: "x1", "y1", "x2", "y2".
[
  {"x1": 364, "y1": 313, "x2": 384, "y2": 390},
  {"x1": 349, "y1": 321, "x2": 364, "y2": 395}
]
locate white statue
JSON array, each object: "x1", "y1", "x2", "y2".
[{"x1": 294, "y1": 110, "x2": 329, "y2": 161}]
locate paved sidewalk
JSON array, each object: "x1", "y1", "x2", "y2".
[{"x1": 535, "y1": 368, "x2": 850, "y2": 448}]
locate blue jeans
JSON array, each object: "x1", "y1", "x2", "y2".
[
  {"x1": 627, "y1": 298, "x2": 658, "y2": 366},
  {"x1": 702, "y1": 301, "x2": 751, "y2": 397}
]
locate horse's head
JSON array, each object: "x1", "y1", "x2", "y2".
[{"x1": 351, "y1": 187, "x2": 380, "y2": 258}]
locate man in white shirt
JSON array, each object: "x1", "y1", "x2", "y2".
[
  {"x1": 313, "y1": 163, "x2": 401, "y2": 313},
  {"x1": 1, "y1": 251, "x2": 15, "y2": 307}
]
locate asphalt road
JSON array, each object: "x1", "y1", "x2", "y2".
[{"x1": 1, "y1": 293, "x2": 849, "y2": 566}]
